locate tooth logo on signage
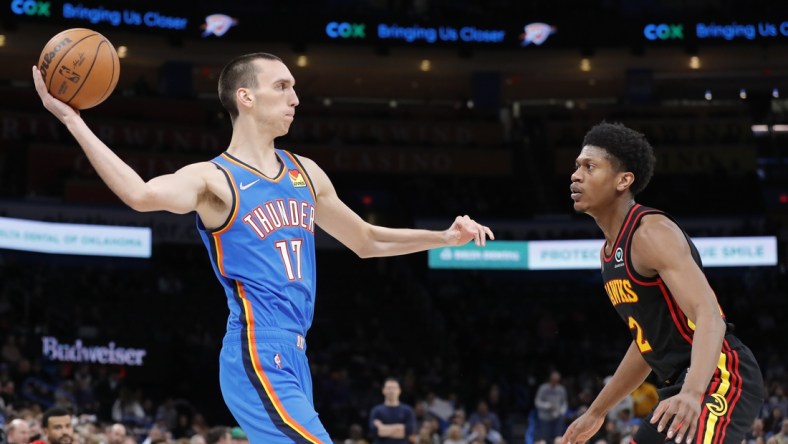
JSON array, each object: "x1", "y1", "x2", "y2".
[{"x1": 202, "y1": 14, "x2": 237, "y2": 37}]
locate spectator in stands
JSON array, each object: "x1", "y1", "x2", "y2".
[
  {"x1": 744, "y1": 412, "x2": 766, "y2": 444},
  {"x1": 1, "y1": 335, "x2": 23, "y2": 368},
  {"x1": 485, "y1": 384, "x2": 508, "y2": 430},
  {"x1": 141, "y1": 422, "x2": 170, "y2": 444},
  {"x1": 414, "y1": 400, "x2": 431, "y2": 432},
  {"x1": 27, "y1": 412, "x2": 42, "y2": 443},
  {"x1": 0, "y1": 363, "x2": 15, "y2": 407},
  {"x1": 342, "y1": 423, "x2": 370, "y2": 444},
  {"x1": 106, "y1": 423, "x2": 127, "y2": 444},
  {"x1": 418, "y1": 415, "x2": 442, "y2": 444},
  {"x1": 5, "y1": 418, "x2": 31, "y2": 444},
  {"x1": 369, "y1": 378, "x2": 417, "y2": 444},
  {"x1": 155, "y1": 398, "x2": 179, "y2": 432},
  {"x1": 426, "y1": 391, "x2": 454, "y2": 425},
  {"x1": 72, "y1": 365, "x2": 97, "y2": 414},
  {"x1": 534, "y1": 371, "x2": 567, "y2": 443},
  {"x1": 613, "y1": 408, "x2": 639, "y2": 443},
  {"x1": 73, "y1": 420, "x2": 101, "y2": 444},
  {"x1": 95, "y1": 367, "x2": 122, "y2": 422},
  {"x1": 482, "y1": 419, "x2": 505, "y2": 444},
  {"x1": 229, "y1": 426, "x2": 248, "y2": 444},
  {"x1": 770, "y1": 386, "x2": 788, "y2": 419},
  {"x1": 774, "y1": 419, "x2": 788, "y2": 444},
  {"x1": 443, "y1": 423, "x2": 469, "y2": 444},
  {"x1": 111, "y1": 387, "x2": 145, "y2": 425},
  {"x1": 766, "y1": 407, "x2": 786, "y2": 436},
  {"x1": 446, "y1": 409, "x2": 471, "y2": 439},
  {"x1": 172, "y1": 411, "x2": 198, "y2": 439},
  {"x1": 191, "y1": 413, "x2": 210, "y2": 438},
  {"x1": 603, "y1": 376, "x2": 633, "y2": 423},
  {"x1": 30, "y1": 407, "x2": 74, "y2": 444},
  {"x1": 205, "y1": 426, "x2": 230, "y2": 444},
  {"x1": 466, "y1": 421, "x2": 493, "y2": 444},
  {"x1": 52, "y1": 380, "x2": 76, "y2": 413},
  {"x1": 468, "y1": 401, "x2": 501, "y2": 434}
]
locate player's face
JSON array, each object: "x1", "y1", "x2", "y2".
[
  {"x1": 570, "y1": 145, "x2": 622, "y2": 215},
  {"x1": 249, "y1": 59, "x2": 299, "y2": 137},
  {"x1": 44, "y1": 415, "x2": 74, "y2": 444}
]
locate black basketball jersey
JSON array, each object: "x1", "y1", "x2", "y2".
[{"x1": 600, "y1": 204, "x2": 722, "y2": 383}]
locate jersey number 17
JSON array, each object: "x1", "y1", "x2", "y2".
[{"x1": 275, "y1": 239, "x2": 303, "y2": 281}]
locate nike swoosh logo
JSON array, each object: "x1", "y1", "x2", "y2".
[{"x1": 239, "y1": 179, "x2": 261, "y2": 190}]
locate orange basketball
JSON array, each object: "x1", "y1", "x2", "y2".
[{"x1": 37, "y1": 28, "x2": 120, "y2": 110}]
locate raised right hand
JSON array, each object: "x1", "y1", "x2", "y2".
[{"x1": 32, "y1": 65, "x2": 80, "y2": 122}]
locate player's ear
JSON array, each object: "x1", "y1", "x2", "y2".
[
  {"x1": 616, "y1": 171, "x2": 634, "y2": 192},
  {"x1": 236, "y1": 88, "x2": 254, "y2": 109}
]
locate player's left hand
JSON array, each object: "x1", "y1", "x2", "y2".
[
  {"x1": 650, "y1": 390, "x2": 701, "y2": 444},
  {"x1": 32, "y1": 66, "x2": 80, "y2": 122},
  {"x1": 444, "y1": 215, "x2": 494, "y2": 246}
]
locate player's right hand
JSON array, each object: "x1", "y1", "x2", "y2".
[
  {"x1": 32, "y1": 65, "x2": 80, "y2": 122},
  {"x1": 444, "y1": 215, "x2": 494, "y2": 247},
  {"x1": 560, "y1": 411, "x2": 605, "y2": 444}
]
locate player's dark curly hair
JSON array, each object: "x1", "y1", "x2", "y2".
[
  {"x1": 582, "y1": 122, "x2": 656, "y2": 195},
  {"x1": 218, "y1": 52, "x2": 282, "y2": 123}
]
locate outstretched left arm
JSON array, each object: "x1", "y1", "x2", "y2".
[{"x1": 300, "y1": 155, "x2": 493, "y2": 258}]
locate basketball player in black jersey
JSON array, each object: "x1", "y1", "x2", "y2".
[{"x1": 560, "y1": 122, "x2": 763, "y2": 444}]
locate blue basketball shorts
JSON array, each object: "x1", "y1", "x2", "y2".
[{"x1": 219, "y1": 329, "x2": 331, "y2": 443}]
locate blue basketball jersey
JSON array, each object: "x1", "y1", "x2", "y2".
[{"x1": 198, "y1": 149, "x2": 317, "y2": 340}]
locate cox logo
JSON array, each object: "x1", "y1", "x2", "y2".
[
  {"x1": 644, "y1": 23, "x2": 684, "y2": 40},
  {"x1": 326, "y1": 21, "x2": 366, "y2": 39},
  {"x1": 10, "y1": 0, "x2": 50, "y2": 16}
]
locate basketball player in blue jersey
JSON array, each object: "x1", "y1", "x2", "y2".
[
  {"x1": 560, "y1": 122, "x2": 762, "y2": 444},
  {"x1": 31, "y1": 53, "x2": 493, "y2": 443}
]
